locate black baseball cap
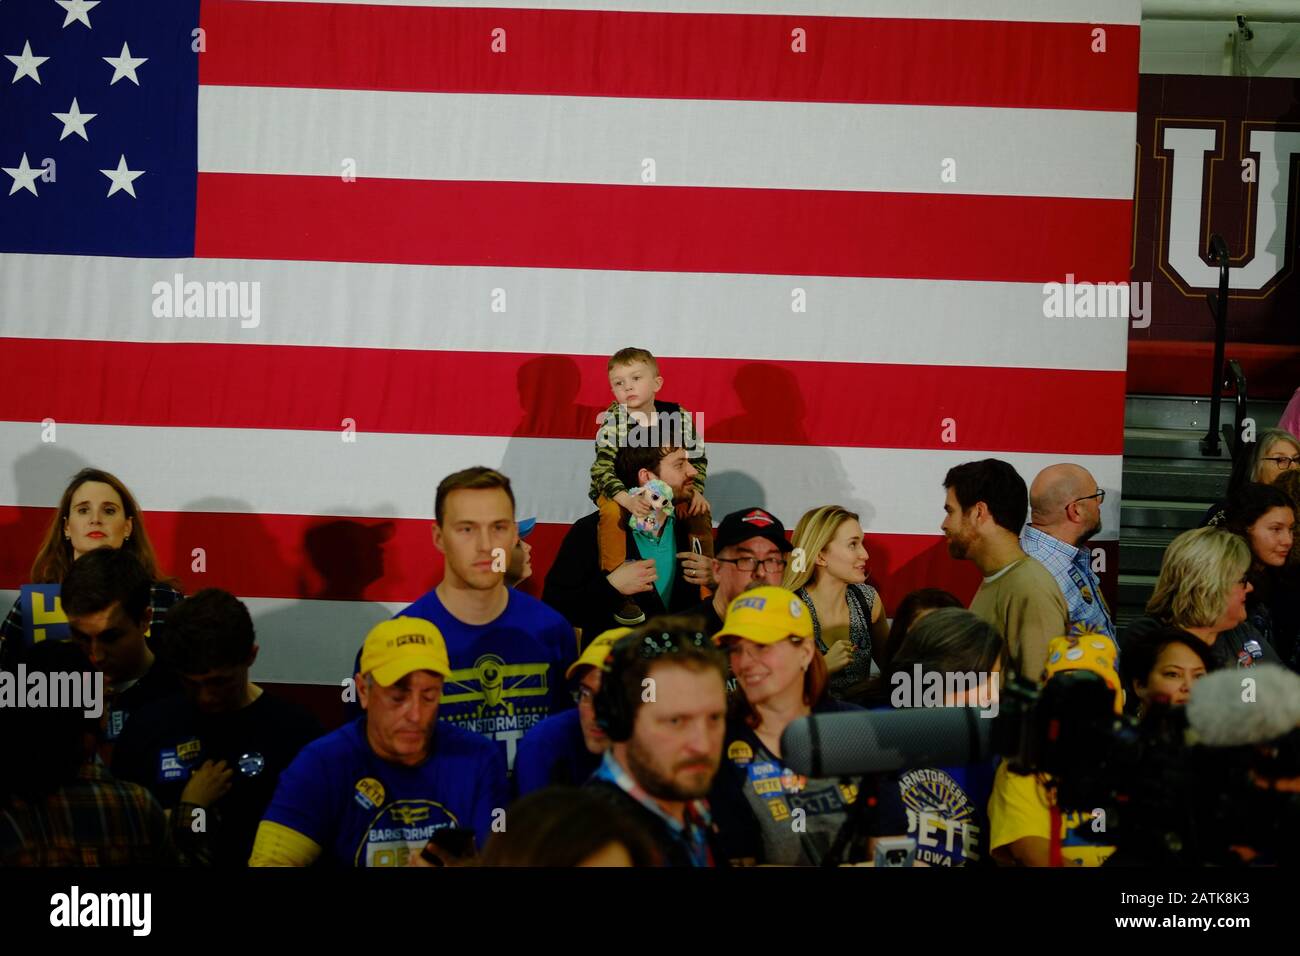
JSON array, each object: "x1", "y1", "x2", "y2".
[{"x1": 714, "y1": 508, "x2": 793, "y2": 554}]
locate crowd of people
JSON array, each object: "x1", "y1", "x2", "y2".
[{"x1": 1, "y1": 348, "x2": 1298, "y2": 867}]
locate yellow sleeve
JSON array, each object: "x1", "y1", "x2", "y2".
[
  {"x1": 988, "y1": 762, "x2": 1053, "y2": 854},
  {"x1": 248, "y1": 820, "x2": 324, "y2": 867}
]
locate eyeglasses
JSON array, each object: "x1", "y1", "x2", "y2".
[
  {"x1": 1071, "y1": 489, "x2": 1106, "y2": 507},
  {"x1": 716, "y1": 556, "x2": 788, "y2": 574},
  {"x1": 1263, "y1": 455, "x2": 1300, "y2": 470},
  {"x1": 571, "y1": 686, "x2": 598, "y2": 705}
]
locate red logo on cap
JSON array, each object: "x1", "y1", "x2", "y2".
[{"x1": 742, "y1": 509, "x2": 774, "y2": 527}]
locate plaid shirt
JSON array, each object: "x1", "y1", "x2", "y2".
[
  {"x1": 0, "y1": 760, "x2": 175, "y2": 866},
  {"x1": 589, "y1": 399, "x2": 707, "y2": 502},
  {"x1": 1019, "y1": 527, "x2": 1116, "y2": 643},
  {"x1": 0, "y1": 582, "x2": 184, "y2": 670}
]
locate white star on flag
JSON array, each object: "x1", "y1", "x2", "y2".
[
  {"x1": 52, "y1": 98, "x2": 96, "y2": 141},
  {"x1": 101, "y1": 155, "x2": 144, "y2": 198},
  {"x1": 3, "y1": 153, "x2": 44, "y2": 197},
  {"x1": 103, "y1": 42, "x2": 147, "y2": 85},
  {"x1": 6, "y1": 40, "x2": 50, "y2": 85},
  {"x1": 56, "y1": 0, "x2": 100, "y2": 29}
]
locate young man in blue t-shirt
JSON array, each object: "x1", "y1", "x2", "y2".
[
  {"x1": 398, "y1": 467, "x2": 579, "y2": 772},
  {"x1": 250, "y1": 617, "x2": 507, "y2": 867}
]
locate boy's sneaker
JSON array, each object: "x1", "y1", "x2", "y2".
[{"x1": 614, "y1": 601, "x2": 646, "y2": 626}]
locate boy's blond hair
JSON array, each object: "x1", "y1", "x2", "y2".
[{"x1": 607, "y1": 347, "x2": 658, "y2": 374}]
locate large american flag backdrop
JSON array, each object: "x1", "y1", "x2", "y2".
[{"x1": 1, "y1": 0, "x2": 1138, "y2": 686}]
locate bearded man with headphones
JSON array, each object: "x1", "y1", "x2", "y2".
[{"x1": 584, "y1": 616, "x2": 730, "y2": 867}]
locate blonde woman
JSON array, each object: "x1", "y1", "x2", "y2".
[
  {"x1": 1120, "y1": 526, "x2": 1280, "y2": 670},
  {"x1": 782, "y1": 506, "x2": 888, "y2": 701}
]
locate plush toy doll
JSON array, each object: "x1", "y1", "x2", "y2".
[{"x1": 627, "y1": 478, "x2": 674, "y2": 535}]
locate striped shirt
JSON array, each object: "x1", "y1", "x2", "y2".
[{"x1": 0, "y1": 761, "x2": 173, "y2": 866}]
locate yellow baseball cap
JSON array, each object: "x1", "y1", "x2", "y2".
[
  {"x1": 360, "y1": 617, "x2": 452, "y2": 686},
  {"x1": 714, "y1": 586, "x2": 813, "y2": 645},
  {"x1": 566, "y1": 627, "x2": 632, "y2": 680},
  {"x1": 1042, "y1": 631, "x2": 1123, "y2": 715}
]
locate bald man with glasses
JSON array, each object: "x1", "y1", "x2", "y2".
[{"x1": 1021, "y1": 464, "x2": 1116, "y2": 643}]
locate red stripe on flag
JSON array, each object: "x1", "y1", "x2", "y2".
[
  {"x1": 194, "y1": 174, "x2": 1132, "y2": 283},
  {"x1": 1, "y1": 507, "x2": 1122, "y2": 614},
  {"x1": 198, "y1": 1, "x2": 1138, "y2": 112},
  {"x1": 0, "y1": 339, "x2": 1126, "y2": 454}
]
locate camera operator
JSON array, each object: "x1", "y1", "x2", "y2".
[{"x1": 989, "y1": 634, "x2": 1123, "y2": 866}]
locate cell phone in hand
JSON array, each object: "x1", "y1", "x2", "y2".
[{"x1": 421, "y1": 826, "x2": 477, "y2": 866}]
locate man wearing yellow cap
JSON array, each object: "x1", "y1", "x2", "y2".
[
  {"x1": 249, "y1": 618, "x2": 507, "y2": 866},
  {"x1": 513, "y1": 627, "x2": 630, "y2": 797}
]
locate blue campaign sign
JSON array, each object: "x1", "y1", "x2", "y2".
[{"x1": 21, "y1": 584, "x2": 69, "y2": 646}]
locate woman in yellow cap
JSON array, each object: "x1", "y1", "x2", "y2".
[{"x1": 707, "y1": 586, "x2": 905, "y2": 866}]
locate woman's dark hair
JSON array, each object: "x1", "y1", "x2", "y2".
[
  {"x1": 156, "y1": 589, "x2": 255, "y2": 674},
  {"x1": 0, "y1": 640, "x2": 98, "y2": 806},
  {"x1": 888, "y1": 607, "x2": 1006, "y2": 683},
  {"x1": 1223, "y1": 482, "x2": 1296, "y2": 543},
  {"x1": 1119, "y1": 626, "x2": 1217, "y2": 715},
  {"x1": 479, "y1": 787, "x2": 657, "y2": 866},
  {"x1": 883, "y1": 589, "x2": 963, "y2": 670}
]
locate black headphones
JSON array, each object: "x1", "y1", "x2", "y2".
[{"x1": 593, "y1": 628, "x2": 714, "y2": 743}]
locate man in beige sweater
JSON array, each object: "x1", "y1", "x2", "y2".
[{"x1": 941, "y1": 459, "x2": 1069, "y2": 683}]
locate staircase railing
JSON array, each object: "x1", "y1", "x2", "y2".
[{"x1": 1200, "y1": 234, "x2": 1232, "y2": 457}]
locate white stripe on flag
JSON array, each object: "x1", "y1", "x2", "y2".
[
  {"x1": 238, "y1": 0, "x2": 1142, "y2": 25},
  {"x1": 0, "y1": 255, "x2": 1129, "y2": 372},
  {"x1": 198, "y1": 87, "x2": 1136, "y2": 200},
  {"x1": 0, "y1": 590, "x2": 399, "y2": 685},
  {"x1": 0, "y1": 422, "x2": 1122, "y2": 539}
]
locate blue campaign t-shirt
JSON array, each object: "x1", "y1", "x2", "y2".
[
  {"x1": 261, "y1": 717, "x2": 506, "y2": 867},
  {"x1": 513, "y1": 709, "x2": 601, "y2": 798},
  {"x1": 896, "y1": 761, "x2": 997, "y2": 867},
  {"x1": 397, "y1": 588, "x2": 579, "y2": 771}
]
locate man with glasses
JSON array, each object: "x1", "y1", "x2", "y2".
[
  {"x1": 512, "y1": 627, "x2": 629, "y2": 797},
  {"x1": 1022, "y1": 464, "x2": 1116, "y2": 644},
  {"x1": 585, "y1": 618, "x2": 730, "y2": 866},
  {"x1": 688, "y1": 508, "x2": 794, "y2": 636}
]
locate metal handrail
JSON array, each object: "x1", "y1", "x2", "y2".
[
  {"x1": 1200, "y1": 235, "x2": 1232, "y2": 457},
  {"x1": 1225, "y1": 358, "x2": 1248, "y2": 460}
]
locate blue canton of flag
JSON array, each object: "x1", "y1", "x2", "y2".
[{"x1": 0, "y1": 0, "x2": 199, "y2": 256}]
